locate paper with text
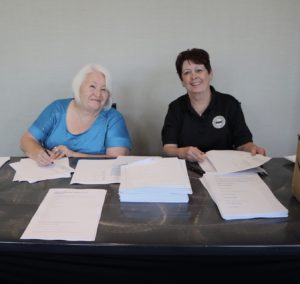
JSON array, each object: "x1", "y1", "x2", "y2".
[
  {"x1": 21, "y1": 188, "x2": 107, "y2": 241},
  {"x1": 200, "y1": 172, "x2": 288, "y2": 220}
]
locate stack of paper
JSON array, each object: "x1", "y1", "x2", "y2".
[
  {"x1": 200, "y1": 172, "x2": 288, "y2": 220},
  {"x1": 10, "y1": 157, "x2": 74, "y2": 183},
  {"x1": 119, "y1": 157, "x2": 192, "y2": 203}
]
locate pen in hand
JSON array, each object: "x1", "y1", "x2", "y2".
[{"x1": 43, "y1": 148, "x2": 54, "y2": 164}]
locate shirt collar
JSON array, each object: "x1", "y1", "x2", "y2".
[{"x1": 186, "y1": 85, "x2": 216, "y2": 116}]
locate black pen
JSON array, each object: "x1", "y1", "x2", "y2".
[
  {"x1": 186, "y1": 161, "x2": 205, "y2": 175},
  {"x1": 43, "y1": 148, "x2": 54, "y2": 164}
]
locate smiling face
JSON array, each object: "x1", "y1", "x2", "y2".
[
  {"x1": 79, "y1": 71, "x2": 109, "y2": 113},
  {"x1": 181, "y1": 60, "x2": 213, "y2": 97}
]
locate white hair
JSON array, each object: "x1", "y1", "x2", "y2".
[{"x1": 72, "y1": 64, "x2": 112, "y2": 110}]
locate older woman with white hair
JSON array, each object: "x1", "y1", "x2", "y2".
[{"x1": 20, "y1": 64, "x2": 132, "y2": 166}]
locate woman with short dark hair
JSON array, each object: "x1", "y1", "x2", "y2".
[{"x1": 162, "y1": 48, "x2": 266, "y2": 162}]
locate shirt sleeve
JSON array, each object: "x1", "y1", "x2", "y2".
[
  {"x1": 28, "y1": 101, "x2": 60, "y2": 145},
  {"x1": 105, "y1": 110, "x2": 132, "y2": 149}
]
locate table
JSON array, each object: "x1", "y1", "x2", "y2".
[{"x1": 0, "y1": 157, "x2": 299, "y2": 282}]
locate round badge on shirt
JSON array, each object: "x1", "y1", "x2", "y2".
[{"x1": 212, "y1": 115, "x2": 226, "y2": 129}]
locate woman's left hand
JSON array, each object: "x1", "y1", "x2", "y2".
[
  {"x1": 238, "y1": 142, "x2": 266, "y2": 156},
  {"x1": 51, "y1": 145, "x2": 74, "y2": 159},
  {"x1": 251, "y1": 145, "x2": 266, "y2": 156}
]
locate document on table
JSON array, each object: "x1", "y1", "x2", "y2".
[
  {"x1": 199, "y1": 150, "x2": 271, "y2": 174},
  {"x1": 71, "y1": 156, "x2": 162, "y2": 184},
  {"x1": 10, "y1": 157, "x2": 74, "y2": 183},
  {"x1": 0, "y1": 157, "x2": 10, "y2": 168},
  {"x1": 71, "y1": 159, "x2": 119, "y2": 184},
  {"x1": 21, "y1": 188, "x2": 107, "y2": 241},
  {"x1": 200, "y1": 172, "x2": 288, "y2": 220}
]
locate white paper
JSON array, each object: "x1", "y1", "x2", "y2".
[
  {"x1": 71, "y1": 156, "x2": 162, "y2": 184},
  {"x1": 120, "y1": 193, "x2": 189, "y2": 203},
  {"x1": 21, "y1": 188, "x2": 107, "y2": 241},
  {"x1": 71, "y1": 159, "x2": 120, "y2": 184},
  {"x1": 119, "y1": 158, "x2": 192, "y2": 203},
  {"x1": 199, "y1": 150, "x2": 271, "y2": 174},
  {"x1": 120, "y1": 158, "x2": 191, "y2": 191},
  {"x1": 111, "y1": 156, "x2": 162, "y2": 176},
  {"x1": 10, "y1": 157, "x2": 74, "y2": 183},
  {"x1": 0, "y1": 157, "x2": 10, "y2": 168},
  {"x1": 200, "y1": 172, "x2": 288, "y2": 220},
  {"x1": 285, "y1": 155, "x2": 296, "y2": 163},
  {"x1": 198, "y1": 157, "x2": 216, "y2": 172}
]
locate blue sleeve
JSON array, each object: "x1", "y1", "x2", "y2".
[
  {"x1": 105, "y1": 110, "x2": 132, "y2": 149},
  {"x1": 28, "y1": 101, "x2": 60, "y2": 144}
]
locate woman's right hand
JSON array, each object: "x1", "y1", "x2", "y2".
[
  {"x1": 178, "y1": 146, "x2": 206, "y2": 162},
  {"x1": 163, "y1": 144, "x2": 206, "y2": 162},
  {"x1": 35, "y1": 148, "x2": 54, "y2": 167}
]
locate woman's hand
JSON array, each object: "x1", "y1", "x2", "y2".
[
  {"x1": 238, "y1": 142, "x2": 266, "y2": 156},
  {"x1": 51, "y1": 145, "x2": 74, "y2": 158},
  {"x1": 20, "y1": 132, "x2": 75, "y2": 166},
  {"x1": 163, "y1": 144, "x2": 206, "y2": 162},
  {"x1": 178, "y1": 146, "x2": 206, "y2": 162},
  {"x1": 35, "y1": 148, "x2": 54, "y2": 167}
]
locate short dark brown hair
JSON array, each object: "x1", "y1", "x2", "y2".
[{"x1": 175, "y1": 48, "x2": 212, "y2": 80}]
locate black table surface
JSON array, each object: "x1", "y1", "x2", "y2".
[{"x1": 0, "y1": 156, "x2": 299, "y2": 255}]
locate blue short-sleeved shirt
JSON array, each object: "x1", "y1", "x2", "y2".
[{"x1": 29, "y1": 98, "x2": 132, "y2": 154}]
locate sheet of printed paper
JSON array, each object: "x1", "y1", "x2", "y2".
[
  {"x1": 21, "y1": 188, "x2": 107, "y2": 241},
  {"x1": 10, "y1": 157, "x2": 73, "y2": 183},
  {"x1": 200, "y1": 172, "x2": 288, "y2": 220}
]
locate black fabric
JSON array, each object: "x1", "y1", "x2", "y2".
[
  {"x1": 1, "y1": 253, "x2": 300, "y2": 283},
  {"x1": 161, "y1": 86, "x2": 253, "y2": 152}
]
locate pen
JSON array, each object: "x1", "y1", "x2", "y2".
[
  {"x1": 43, "y1": 148, "x2": 54, "y2": 164},
  {"x1": 186, "y1": 161, "x2": 205, "y2": 176}
]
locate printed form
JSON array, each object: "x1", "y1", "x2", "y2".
[
  {"x1": 21, "y1": 188, "x2": 107, "y2": 241},
  {"x1": 200, "y1": 172, "x2": 288, "y2": 220}
]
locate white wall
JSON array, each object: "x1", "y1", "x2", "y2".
[{"x1": 0, "y1": 0, "x2": 299, "y2": 157}]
